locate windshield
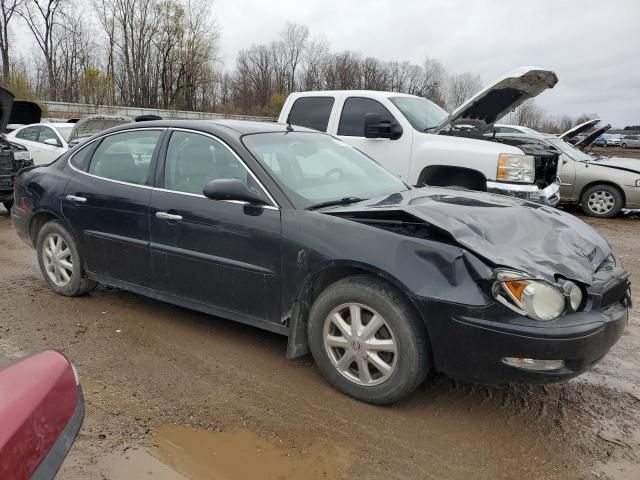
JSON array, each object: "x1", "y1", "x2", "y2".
[
  {"x1": 389, "y1": 96, "x2": 448, "y2": 131},
  {"x1": 243, "y1": 132, "x2": 407, "y2": 209},
  {"x1": 54, "y1": 125, "x2": 73, "y2": 141},
  {"x1": 546, "y1": 137, "x2": 594, "y2": 162}
]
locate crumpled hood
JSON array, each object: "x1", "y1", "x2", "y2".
[
  {"x1": 588, "y1": 156, "x2": 640, "y2": 174},
  {"x1": 325, "y1": 188, "x2": 611, "y2": 285}
]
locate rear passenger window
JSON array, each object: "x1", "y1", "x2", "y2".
[
  {"x1": 88, "y1": 130, "x2": 162, "y2": 185},
  {"x1": 287, "y1": 97, "x2": 334, "y2": 132},
  {"x1": 338, "y1": 97, "x2": 396, "y2": 137}
]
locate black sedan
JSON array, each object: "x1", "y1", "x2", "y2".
[{"x1": 11, "y1": 120, "x2": 631, "y2": 404}]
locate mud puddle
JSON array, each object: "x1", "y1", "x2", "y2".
[{"x1": 100, "y1": 425, "x2": 352, "y2": 480}]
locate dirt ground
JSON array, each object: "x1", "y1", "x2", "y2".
[{"x1": 1, "y1": 203, "x2": 639, "y2": 480}]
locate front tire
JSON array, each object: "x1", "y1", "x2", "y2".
[
  {"x1": 2, "y1": 200, "x2": 13, "y2": 212},
  {"x1": 36, "y1": 221, "x2": 97, "y2": 296},
  {"x1": 622, "y1": 143, "x2": 627, "y2": 149},
  {"x1": 580, "y1": 184, "x2": 623, "y2": 218},
  {"x1": 308, "y1": 275, "x2": 431, "y2": 405}
]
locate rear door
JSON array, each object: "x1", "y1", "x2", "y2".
[
  {"x1": 12, "y1": 126, "x2": 43, "y2": 161},
  {"x1": 149, "y1": 129, "x2": 283, "y2": 327},
  {"x1": 334, "y1": 96, "x2": 412, "y2": 180},
  {"x1": 62, "y1": 128, "x2": 165, "y2": 286}
]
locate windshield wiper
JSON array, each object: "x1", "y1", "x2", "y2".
[{"x1": 306, "y1": 197, "x2": 367, "y2": 211}]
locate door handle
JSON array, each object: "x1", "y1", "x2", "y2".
[
  {"x1": 156, "y1": 211, "x2": 183, "y2": 221},
  {"x1": 65, "y1": 195, "x2": 87, "y2": 203}
]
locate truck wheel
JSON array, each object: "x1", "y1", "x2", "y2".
[
  {"x1": 2, "y1": 200, "x2": 13, "y2": 212},
  {"x1": 308, "y1": 275, "x2": 431, "y2": 405},
  {"x1": 621, "y1": 143, "x2": 627, "y2": 149},
  {"x1": 581, "y1": 184, "x2": 623, "y2": 218},
  {"x1": 36, "y1": 221, "x2": 97, "y2": 296}
]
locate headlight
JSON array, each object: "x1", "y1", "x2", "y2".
[
  {"x1": 494, "y1": 270, "x2": 566, "y2": 321},
  {"x1": 562, "y1": 281, "x2": 583, "y2": 312},
  {"x1": 14, "y1": 151, "x2": 32, "y2": 161},
  {"x1": 496, "y1": 154, "x2": 535, "y2": 184}
]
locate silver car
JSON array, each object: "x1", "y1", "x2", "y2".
[
  {"x1": 622, "y1": 135, "x2": 640, "y2": 149},
  {"x1": 493, "y1": 129, "x2": 640, "y2": 217}
]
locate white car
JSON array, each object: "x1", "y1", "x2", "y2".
[{"x1": 6, "y1": 123, "x2": 74, "y2": 165}]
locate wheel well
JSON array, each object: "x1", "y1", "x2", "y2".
[
  {"x1": 29, "y1": 212, "x2": 59, "y2": 245},
  {"x1": 580, "y1": 181, "x2": 626, "y2": 206},
  {"x1": 286, "y1": 265, "x2": 426, "y2": 359},
  {"x1": 417, "y1": 165, "x2": 487, "y2": 191}
]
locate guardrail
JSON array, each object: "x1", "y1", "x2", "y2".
[{"x1": 40, "y1": 101, "x2": 276, "y2": 123}]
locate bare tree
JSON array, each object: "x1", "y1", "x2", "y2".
[
  {"x1": 21, "y1": 0, "x2": 66, "y2": 100},
  {"x1": 0, "y1": 0, "x2": 23, "y2": 79},
  {"x1": 445, "y1": 72, "x2": 482, "y2": 111},
  {"x1": 280, "y1": 22, "x2": 308, "y2": 92},
  {"x1": 507, "y1": 99, "x2": 544, "y2": 130}
]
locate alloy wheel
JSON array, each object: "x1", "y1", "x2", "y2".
[
  {"x1": 43, "y1": 233, "x2": 73, "y2": 287},
  {"x1": 323, "y1": 303, "x2": 398, "y2": 386},
  {"x1": 587, "y1": 190, "x2": 616, "y2": 215}
]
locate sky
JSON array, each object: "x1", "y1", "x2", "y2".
[
  {"x1": 12, "y1": 0, "x2": 640, "y2": 127},
  {"x1": 212, "y1": 0, "x2": 639, "y2": 127}
]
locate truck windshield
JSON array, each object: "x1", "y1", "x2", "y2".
[
  {"x1": 546, "y1": 137, "x2": 594, "y2": 162},
  {"x1": 389, "y1": 96, "x2": 449, "y2": 131},
  {"x1": 243, "y1": 132, "x2": 408, "y2": 209}
]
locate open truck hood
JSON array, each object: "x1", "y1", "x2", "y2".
[
  {"x1": 435, "y1": 67, "x2": 558, "y2": 134},
  {"x1": 560, "y1": 119, "x2": 601, "y2": 142},
  {"x1": 324, "y1": 187, "x2": 610, "y2": 285},
  {"x1": 68, "y1": 115, "x2": 132, "y2": 143},
  {"x1": 575, "y1": 124, "x2": 611, "y2": 149}
]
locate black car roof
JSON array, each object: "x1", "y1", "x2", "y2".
[{"x1": 106, "y1": 119, "x2": 318, "y2": 136}]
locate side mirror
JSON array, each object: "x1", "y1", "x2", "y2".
[
  {"x1": 364, "y1": 113, "x2": 403, "y2": 140},
  {"x1": 203, "y1": 178, "x2": 267, "y2": 205},
  {"x1": 0, "y1": 350, "x2": 84, "y2": 480},
  {"x1": 43, "y1": 138, "x2": 61, "y2": 147}
]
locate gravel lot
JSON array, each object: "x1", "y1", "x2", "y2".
[{"x1": 1, "y1": 202, "x2": 639, "y2": 480}]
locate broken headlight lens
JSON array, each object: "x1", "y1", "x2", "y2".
[
  {"x1": 496, "y1": 154, "x2": 534, "y2": 184},
  {"x1": 494, "y1": 270, "x2": 565, "y2": 321}
]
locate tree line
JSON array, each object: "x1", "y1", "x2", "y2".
[{"x1": 1, "y1": 0, "x2": 597, "y2": 132}]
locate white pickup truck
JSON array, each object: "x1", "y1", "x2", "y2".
[{"x1": 278, "y1": 67, "x2": 561, "y2": 205}]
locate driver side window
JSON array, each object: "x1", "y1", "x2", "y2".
[{"x1": 338, "y1": 97, "x2": 396, "y2": 137}]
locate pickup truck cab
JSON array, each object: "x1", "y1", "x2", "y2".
[{"x1": 279, "y1": 67, "x2": 560, "y2": 205}]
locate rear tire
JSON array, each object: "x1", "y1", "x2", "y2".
[
  {"x1": 580, "y1": 184, "x2": 623, "y2": 218},
  {"x1": 36, "y1": 221, "x2": 97, "y2": 296},
  {"x1": 308, "y1": 275, "x2": 431, "y2": 405},
  {"x1": 2, "y1": 200, "x2": 13, "y2": 212}
]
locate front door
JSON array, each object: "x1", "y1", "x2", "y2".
[
  {"x1": 37, "y1": 126, "x2": 66, "y2": 163},
  {"x1": 334, "y1": 96, "x2": 413, "y2": 181},
  {"x1": 62, "y1": 129, "x2": 165, "y2": 286},
  {"x1": 149, "y1": 130, "x2": 282, "y2": 326}
]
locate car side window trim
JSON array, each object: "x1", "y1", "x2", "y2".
[
  {"x1": 155, "y1": 128, "x2": 279, "y2": 209},
  {"x1": 67, "y1": 128, "x2": 167, "y2": 190},
  {"x1": 67, "y1": 127, "x2": 279, "y2": 210}
]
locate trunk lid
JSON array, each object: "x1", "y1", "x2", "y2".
[{"x1": 434, "y1": 67, "x2": 558, "y2": 133}]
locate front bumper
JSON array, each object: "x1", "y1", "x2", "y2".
[
  {"x1": 486, "y1": 178, "x2": 560, "y2": 206},
  {"x1": 422, "y1": 290, "x2": 630, "y2": 384}
]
